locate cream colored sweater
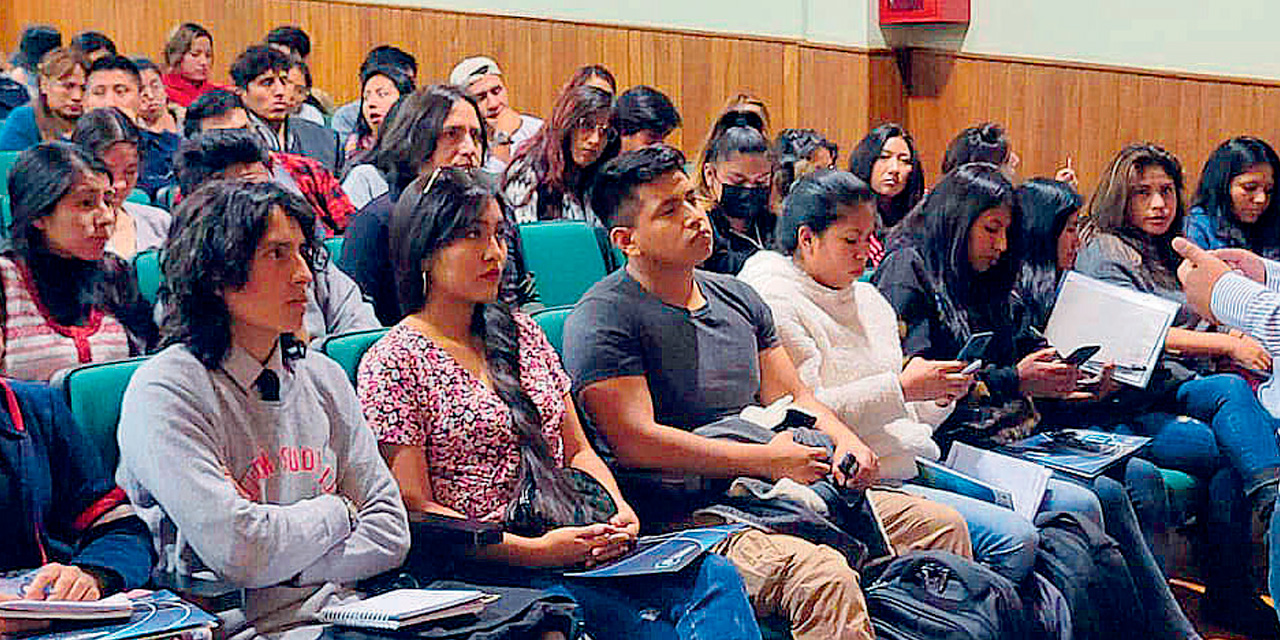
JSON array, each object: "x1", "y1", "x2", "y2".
[{"x1": 738, "y1": 251, "x2": 947, "y2": 479}]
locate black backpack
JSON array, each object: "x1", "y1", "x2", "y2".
[
  {"x1": 1033, "y1": 510, "x2": 1144, "y2": 639},
  {"x1": 865, "y1": 551, "x2": 1029, "y2": 640}
]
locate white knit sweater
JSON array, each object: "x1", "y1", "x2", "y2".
[{"x1": 738, "y1": 251, "x2": 948, "y2": 479}]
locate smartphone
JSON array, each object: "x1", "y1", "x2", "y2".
[
  {"x1": 1061, "y1": 344, "x2": 1102, "y2": 367},
  {"x1": 956, "y1": 331, "x2": 994, "y2": 362},
  {"x1": 961, "y1": 360, "x2": 983, "y2": 375}
]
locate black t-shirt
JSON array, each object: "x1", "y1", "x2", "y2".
[{"x1": 563, "y1": 268, "x2": 778, "y2": 430}]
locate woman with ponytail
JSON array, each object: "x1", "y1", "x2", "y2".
[{"x1": 357, "y1": 167, "x2": 761, "y2": 640}]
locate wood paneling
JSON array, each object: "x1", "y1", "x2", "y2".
[
  {"x1": 904, "y1": 49, "x2": 1280, "y2": 197},
  {"x1": 1, "y1": 0, "x2": 882, "y2": 158}
]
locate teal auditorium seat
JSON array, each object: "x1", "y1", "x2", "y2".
[
  {"x1": 519, "y1": 221, "x2": 608, "y2": 308},
  {"x1": 54, "y1": 357, "x2": 148, "y2": 472},
  {"x1": 0, "y1": 149, "x2": 19, "y2": 190},
  {"x1": 324, "y1": 236, "x2": 345, "y2": 270},
  {"x1": 532, "y1": 305, "x2": 573, "y2": 357},
  {"x1": 133, "y1": 249, "x2": 163, "y2": 305},
  {"x1": 319, "y1": 327, "x2": 390, "y2": 384},
  {"x1": 126, "y1": 189, "x2": 150, "y2": 205},
  {"x1": 0, "y1": 193, "x2": 9, "y2": 239}
]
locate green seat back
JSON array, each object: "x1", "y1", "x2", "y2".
[
  {"x1": 133, "y1": 249, "x2": 162, "y2": 305},
  {"x1": 324, "y1": 236, "x2": 345, "y2": 270},
  {"x1": 1160, "y1": 468, "x2": 1201, "y2": 527},
  {"x1": 57, "y1": 357, "x2": 148, "y2": 472},
  {"x1": 319, "y1": 328, "x2": 390, "y2": 385},
  {"x1": 0, "y1": 193, "x2": 9, "y2": 239},
  {"x1": 0, "y1": 150, "x2": 19, "y2": 192},
  {"x1": 126, "y1": 189, "x2": 150, "y2": 205},
  {"x1": 519, "y1": 222, "x2": 608, "y2": 308},
  {"x1": 532, "y1": 306, "x2": 573, "y2": 357}
]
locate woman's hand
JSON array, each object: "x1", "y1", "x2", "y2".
[
  {"x1": 832, "y1": 436, "x2": 879, "y2": 489},
  {"x1": 535, "y1": 524, "x2": 630, "y2": 568},
  {"x1": 900, "y1": 357, "x2": 974, "y2": 404},
  {"x1": 1017, "y1": 347, "x2": 1082, "y2": 397},
  {"x1": 1229, "y1": 334, "x2": 1273, "y2": 372},
  {"x1": 23, "y1": 563, "x2": 101, "y2": 602}
]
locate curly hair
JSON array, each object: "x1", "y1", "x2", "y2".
[{"x1": 161, "y1": 180, "x2": 320, "y2": 368}]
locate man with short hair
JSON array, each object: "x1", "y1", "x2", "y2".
[
  {"x1": 230, "y1": 45, "x2": 341, "y2": 174},
  {"x1": 186, "y1": 89, "x2": 355, "y2": 235},
  {"x1": 117, "y1": 180, "x2": 410, "y2": 639},
  {"x1": 85, "y1": 55, "x2": 177, "y2": 198},
  {"x1": 84, "y1": 55, "x2": 140, "y2": 119},
  {"x1": 449, "y1": 56, "x2": 542, "y2": 174},
  {"x1": 331, "y1": 46, "x2": 417, "y2": 140},
  {"x1": 612, "y1": 85, "x2": 682, "y2": 152},
  {"x1": 172, "y1": 130, "x2": 378, "y2": 343},
  {"x1": 564, "y1": 145, "x2": 974, "y2": 640},
  {"x1": 265, "y1": 25, "x2": 311, "y2": 60}
]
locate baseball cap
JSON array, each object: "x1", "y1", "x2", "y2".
[{"x1": 449, "y1": 56, "x2": 502, "y2": 88}]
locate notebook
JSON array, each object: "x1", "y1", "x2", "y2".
[
  {"x1": 0, "y1": 593, "x2": 133, "y2": 621},
  {"x1": 22, "y1": 590, "x2": 219, "y2": 640},
  {"x1": 318, "y1": 589, "x2": 493, "y2": 630}
]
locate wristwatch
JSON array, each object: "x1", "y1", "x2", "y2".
[{"x1": 341, "y1": 495, "x2": 360, "y2": 530}]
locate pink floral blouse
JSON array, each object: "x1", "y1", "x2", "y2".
[{"x1": 357, "y1": 314, "x2": 570, "y2": 522}]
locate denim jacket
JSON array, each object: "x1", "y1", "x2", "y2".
[{"x1": 0, "y1": 379, "x2": 153, "y2": 592}]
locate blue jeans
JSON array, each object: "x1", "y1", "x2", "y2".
[
  {"x1": 1167, "y1": 374, "x2": 1280, "y2": 492},
  {"x1": 1049, "y1": 462, "x2": 1198, "y2": 639},
  {"x1": 538, "y1": 553, "x2": 763, "y2": 640},
  {"x1": 900, "y1": 484, "x2": 1039, "y2": 582}
]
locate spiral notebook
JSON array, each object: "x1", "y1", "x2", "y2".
[{"x1": 318, "y1": 589, "x2": 495, "y2": 630}]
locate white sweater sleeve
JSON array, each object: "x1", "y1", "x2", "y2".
[
  {"x1": 118, "y1": 374, "x2": 352, "y2": 588},
  {"x1": 295, "y1": 379, "x2": 409, "y2": 586}
]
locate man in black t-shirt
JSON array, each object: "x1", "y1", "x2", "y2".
[{"x1": 563, "y1": 145, "x2": 973, "y2": 640}]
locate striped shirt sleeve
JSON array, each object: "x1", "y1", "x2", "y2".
[{"x1": 1211, "y1": 268, "x2": 1280, "y2": 354}]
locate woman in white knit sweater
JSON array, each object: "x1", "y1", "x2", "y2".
[{"x1": 738, "y1": 169, "x2": 1041, "y2": 582}]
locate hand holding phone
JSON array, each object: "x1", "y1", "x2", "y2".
[{"x1": 1060, "y1": 344, "x2": 1101, "y2": 367}]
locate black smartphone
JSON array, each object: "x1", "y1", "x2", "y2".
[
  {"x1": 956, "y1": 331, "x2": 994, "y2": 362},
  {"x1": 1061, "y1": 344, "x2": 1102, "y2": 367}
]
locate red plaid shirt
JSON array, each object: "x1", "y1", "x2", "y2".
[{"x1": 269, "y1": 152, "x2": 355, "y2": 236}]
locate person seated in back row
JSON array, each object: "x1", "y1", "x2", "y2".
[
  {"x1": 1, "y1": 142, "x2": 158, "y2": 381},
  {"x1": 231, "y1": 45, "x2": 341, "y2": 176},
  {"x1": 1, "y1": 377, "x2": 154, "y2": 637},
  {"x1": 564, "y1": 145, "x2": 974, "y2": 640},
  {"x1": 185, "y1": 90, "x2": 356, "y2": 236},
  {"x1": 172, "y1": 130, "x2": 378, "y2": 344},
  {"x1": 116, "y1": 180, "x2": 410, "y2": 639}
]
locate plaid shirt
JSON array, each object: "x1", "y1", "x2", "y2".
[{"x1": 269, "y1": 152, "x2": 355, "y2": 236}]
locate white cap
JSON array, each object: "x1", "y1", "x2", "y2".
[{"x1": 449, "y1": 56, "x2": 502, "y2": 88}]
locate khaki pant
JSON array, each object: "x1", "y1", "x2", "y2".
[{"x1": 715, "y1": 488, "x2": 971, "y2": 640}]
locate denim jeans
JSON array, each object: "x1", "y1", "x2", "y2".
[
  {"x1": 538, "y1": 553, "x2": 763, "y2": 640},
  {"x1": 1168, "y1": 374, "x2": 1280, "y2": 492},
  {"x1": 1050, "y1": 461, "x2": 1199, "y2": 639},
  {"x1": 899, "y1": 484, "x2": 1039, "y2": 582}
]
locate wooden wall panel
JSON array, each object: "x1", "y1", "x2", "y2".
[{"x1": 905, "y1": 49, "x2": 1280, "y2": 199}]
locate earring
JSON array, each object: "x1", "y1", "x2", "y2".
[{"x1": 421, "y1": 269, "x2": 429, "y2": 298}]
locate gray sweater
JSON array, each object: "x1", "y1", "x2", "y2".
[{"x1": 116, "y1": 343, "x2": 409, "y2": 637}]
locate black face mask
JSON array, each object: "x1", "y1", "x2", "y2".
[{"x1": 720, "y1": 184, "x2": 770, "y2": 220}]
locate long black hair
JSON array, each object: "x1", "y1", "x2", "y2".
[
  {"x1": 162, "y1": 180, "x2": 320, "y2": 368},
  {"x1": 1191, "y1": 136, "x2": 1280, "y2": 258},
  {"x1": 848, "y1": 123, "x2": 925, "y2": 229},
  {"x1": 370, "y1": 84, "x2": 488, "y2": 195},
  {"x1": 389, "y1": 167, "x2": 579, "y2": 527},
  {"x1": 1016, "y1": 178, "x2": 1082, "y2": 328},
  {"x1": 885, "y1": 162, "x2": 1023, "y2": 338},
  {"x1": 6, "y1": 141, "x2": 158, "y2": 350},
  {"x1": 353, "y1": 64, "x2": 415, "y2": 144}
]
